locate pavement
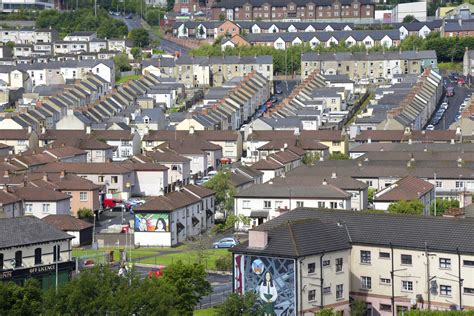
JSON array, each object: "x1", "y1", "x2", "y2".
[{"x1": 431, "y1": 79, "x2": 472, "y2": 130}]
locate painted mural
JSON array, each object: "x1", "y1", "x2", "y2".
[
  {"x1": 134, "y1": 213, "x2": 170, "y2": 232},
  {"x1": 234, "y1": 254, "x2": 296, "y2": 316}
]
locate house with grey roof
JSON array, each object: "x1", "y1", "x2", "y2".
[{"x1": 233, "y1": 208, "x2": 474, "y2": 315}]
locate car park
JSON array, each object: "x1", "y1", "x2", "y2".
[{"x1": 212, "y1": 237, "x2": 239, "y2": 248}]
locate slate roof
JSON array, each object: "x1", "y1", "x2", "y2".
[
  {"x1": 232, "y1": 218, "x2": 351, "y2": 257},
  {"x1": 302, "y1": 50, "x2": 437, "y2": 62},
  {"x1": 213, "y1": 0, "x2": 372, "y2": 9},
  {"x1": 240, "y1": 208, "x2": 474, "y2": 255},
  {"x1": 43, "y1": 214, "x2": 93, "y2": 231},
  {"x1": 135, "y1": 190, "x2": 200, "y2": 212},
  {"x1": 374, "y1": 176, "x2": 434, "y2": 202},
  {"x1": 235, "y1": 183, "x2": 351, "y2": 199},
  {"x1": 0, "y1": 216, "x2": 73, "y2": 249},
  {"x1": 246, "y1": 30, "x2": 400, "y2": 43}
]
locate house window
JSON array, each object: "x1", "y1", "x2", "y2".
[
  {"x1": 380, "y1": 278, "x2": 391, "y2": 285},
  {"x1": 440, "y1": 285, "x2": 452, "y2": 296},
  {"x1": 323, "y1": 286, "x2": 331, "y2": 294},
  {"x1": 361, "y1": 250, "x2": 371, "y2": 264},
  {"x1": 379, "y1": 252, "x2": 390, "y2": 259},
  {"x1": 436, "y1": 181, "x2": 442, "y2": 188},
  {"x1": 463, "y1": 260, "x2": 474, "y2": 266},
  {"x1": 336, "y1": 284, "x2": 343, "y2": 299},
  {"x1": 456, "y1": 181, "x2": 464, "y2": 188},
  {"x1": 322, "y1": 260, "x2": 330, "y2": 267},
  {"x1": 336, "y1": 258, "x2": 343, "y2": 272},
  {"x1": 308, "y1": 289, "x2": 316, "y2": 302},
  {"x1": 80, "y1": 192, "x2": 88, "y2": 201},
  {"x1": 243, "y1": 200, "x2": 250, "y2": 209},
  {"x1": 111, "y1": 176, "x2": 118, "y2": 184},
  {"x1": 0, "y1": 253, "x2": 2, "y2": 270},
  {"x1": 440, "y1": 258, "x2": 451, "y2": 269},
  {"x1": 361, "y1": 276, "x2": 372, "y2": 290},
  {"x1": 296, "y1": 201, "x2": 304, "y2": 208},
  {"x1": 318, "y1": 201, "x2": 325, "y2": 208},
  {"x1": 25, "y1": 203, "x2": 33, "y2": 213},
  {"x1": 34, "y1": 248, "x2": 42, "y2": 265},
  {"x1": 330, "y1": 202, "x2": 337, "y2": 209},
  {"x1": 464, "y1": 287, "x2": 474, "y2": 295},
  {"x1": 401, "y1": 254, "x2": 412, "y2": 265},
  {"x1": 402, "y1": 280, "x2": 413, "y2": 291},
  {"x1": 14, "y1": 251, "x2": 22, "y2": 268},
  {"x1": 98, "y1": 176, "x2": 105, "y2": 182},
  {"x1": 53, "y1": 245, "x2": 61, "y2": 262},
  {"x1": 42, "y1": 203, "x2": 50, "y2": 213},
  {"x1": 264, "y1": 201, "x2": 271, "y2": 209},
  {"x1": 380, "y1": 304, "x2": 392, "y2": 312},
  {"x1": 308, "y1": 262, "x2": 316, "y2": 274}
]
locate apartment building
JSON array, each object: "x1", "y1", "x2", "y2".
[
  {"x1": 211, "y1": 0, "x2": 375, "y2": 21},
  {"x1": 0, "y1": 216, "x2": 75, "y2": 289},
  {"x1": 301, "y1": 50, "x2": 438, "y2": 83},
  {"x1": 233, "y1": 208, "x2": 474, "y2": 315}
]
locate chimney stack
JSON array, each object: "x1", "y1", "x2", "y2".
[
  {"x1": 60, "y1": 170, "x2": 66, "y2": 179},
  {"x1": 322, "y1": 178, "x2": 327, "y2": 185}
]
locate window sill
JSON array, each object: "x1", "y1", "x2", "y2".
[
  {"x1": 439, "y1": 267, "x2": 452, "y2": 271},
  {"x1": 401, "y1": 290, "x2": 413, "y2": 293},
  {"x1": 439, "y1": 295, "x2": 452, "y2": 298},
  {"x1": 360, "y1": 262, "x2": 371, "y2": 265},
  {"x1": 336, "y1": 297, "x2": 344, "y2": 301},
  {"x1": 360, "y1": 288, "x2": 372, "y2": 292},
  {"x1": 336, "y1": 270, "x2": 344, "y2": 274}
]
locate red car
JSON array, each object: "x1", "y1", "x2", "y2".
[
  {"x1": 148, "y1": 266, "x2": 166, "y2": 278},
  {"x1": 458, "y1": 77, "x2": 465, "y2": 86}
]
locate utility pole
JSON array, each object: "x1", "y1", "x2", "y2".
[
  {"x1": 94, "y1": 0, "x2": 97, "y2": 16},
  {"x1": 433, "y1": 172, "x2": 437, "y2": 216},
  {"x1": 55, "y1": 246, "x2": 59, "y2": 293}
]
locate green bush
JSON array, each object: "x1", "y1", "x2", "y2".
[
  {"x1": 214, "y1": 254, "x2": 232, "y2": 271},
  {"x1": 77, "y1": 208, "x2": 94, "y2": 219}
]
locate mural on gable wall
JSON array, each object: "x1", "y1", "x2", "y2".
[{"x1": 234, "y1": 254, "x2": 296, "y2": 316}]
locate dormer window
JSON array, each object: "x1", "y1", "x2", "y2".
[{"x1": 144, "y1": 117, "x2": 150, "y2": 125}]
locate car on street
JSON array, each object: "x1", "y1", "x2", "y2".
[
  {"x1": 440, "y1": 103, "x2": 448, "y2": 110},
  {"x1": 446, "y1": 86, "x2": 454, "y2": 97},
  {"x1": 455, "y1": 114, "x2": 462, "y2": 122},
  {"x1": 148, "y1": 266, "x2": 166, "y2": 278},
  {"x1": 426, "y1": 124, "x2": 435, "y2": 130},
  {"x1": 213, "y1": 237, "x2": 239, "y2": 248},
  {"x1": 195, "y1": 176, "x2": 210, "y2": 186},
  {"x1": 275, "y1": 86, "x2": 282, "y2": 94}
]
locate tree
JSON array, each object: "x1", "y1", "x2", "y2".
[
  {"x1": 198, "y1": 25, "x2": 205, "y2": 38},
  {"x1": 0, "y1": 279, "x2": 43, "y2": 315},
  {"x1": 217, "y1": 292, "x2": 262, "y2": 316},
  {"x1": 368, "y1": 187, "x2": 376, "y2": 204},
  {"x1": 166, "y1": 0, "x2": 175, "y2": 12},
  {"x1": 351, "y1": 299, "x2": 367, "y2": 316},
  {"x1": 114, "y1": 53, "x2": 131, "y2": 72},
  {"x1": 219, "y1": 13, "x2": 225, "y2": 21},
  {"x1": 430, "y1": 198, "x2": 459, "y2": 216},
  {"x1": 302, "y1": 152, "x2": 320, "y2": 165},
  {"x1": 162, "y1": 261, "x2": 212, "y2": 314},
  {"x1": 402, "y1": 15, "x2": 416, "y2": 23},
  {"x1": 128, "y1": 28, "x2": 150, "y2": 47},
  {"x1": 145, "y1": 9, "x2": 164, "y2": 26},
  {"x1": 387, "y1": 200, "x2": 424, "y2": 216},
  {"x1": 77, "y1": 207, "x2": 93, "y2": 219},
  {"x1": 204, "y1": 171, "x2": 236, "y2": 212},
  {"x1": 131, "y1": 47, "x2": 141, "y2": 60},
  {"x1": 215, "y1": 253, "x2": 232, "y2": 271},
  {"x1": 328, "y1": 152, "x2": 349, "y2": 160}
]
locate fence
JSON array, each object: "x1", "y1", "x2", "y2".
[
  {"x1": 341, "y1": 91, "x2": 371, "y2": 128},
  {"x1": 195, "y1": 289, "x2": 233, "y2": 310}
]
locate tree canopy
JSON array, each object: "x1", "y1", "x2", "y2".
[
  {"x1": 430, "y1": 198, "x2": 459, "y2": 216},
  {"x1": 129, "y1": 28, "x2": 150, "y2": 47},
  {"x1": 0, "y1": 262, "x2": 210, "y2": 315},
  {"x1": 387, "y1": 200, "x2": 424, "y2": 216},
  {"x1": 217, "y1": 292, "x2": 262, "y2": 316},
  {"x1": 204, "y1": 171, "x2": 236, "y2": 212},
  {"x1": 36, "y1": 9, "x2": 128, "y2": 39}
]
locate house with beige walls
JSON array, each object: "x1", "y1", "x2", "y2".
[{"x1": 232, "y1": 208, "x2": 474, "y2": 315}]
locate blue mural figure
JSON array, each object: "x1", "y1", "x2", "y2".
[{"x1": 259, "y1": 271, "x2": 278, "y2": 316}]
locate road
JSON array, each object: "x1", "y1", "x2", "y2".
[
  {"x1": 113, "y1": 15, "x2": 189, "y2": 56},
  {"x1": 431, "y1": 79, "x2": 472, "y2": 130},
  {"x1": 274, "y1": 79, "x2": 298, "y2": 100}
]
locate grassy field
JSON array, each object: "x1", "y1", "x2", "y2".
[
  {"x1": 138, "y1": 248, "x2": 230, "y2": 270},
  {"x1": 438, "y1": 61, "x2": 462, "y2": 73},
  {"x1": 116, "y1": 74, "x2": 141, "y2": 85},
  {"x1": 73, "y1": 247, "x2": 163, "y2": 262},
  {"x1": 194, "y1": 308, "x2": 218, "y2": 316}
]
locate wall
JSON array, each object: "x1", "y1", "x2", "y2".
[
  {"x1": 24, "y1": 199, "x2": 70, "y2": 219},
  {"x1": 133, "y1": 170, "x2": 167, "y2": 196}
]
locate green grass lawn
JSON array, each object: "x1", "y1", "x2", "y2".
[
  {"x1": 73, "y1": 247, "x2": 163, "y2": 262},
  {"x1": 116, "y1": 74, "x2": 140, "y2": 85},
  {"x1": 194, "y1": 308, "x2": 218, "y2": 316},
  {"x1": 138, "y1": 248, "x2": 230, "y2": 270}
]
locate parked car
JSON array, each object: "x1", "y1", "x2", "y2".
[
  {"x1": 275, "y1": 86, "x2": 282, "y2": 94},
  {"x1": 446, "y1": 86, "x2": 454, "y2": 97},
  {"x1": 426, "y1": 124, "x2": 435, "y2": 130},
  {"x1": 213, "y1": 237, "x2": 239, "y2": 248},
  {"x1": 148, "y1": 266, "x2": 166, "y2": 278},
  {"x1": 440, "y1": 103, "x2": 448, "y2": 110},
  {"x1": 103, "y1": 198, "x2": 123, "y2": 209},
  {"x1": 464, "y1": 97, "x2": 471, "y2": 104}
]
